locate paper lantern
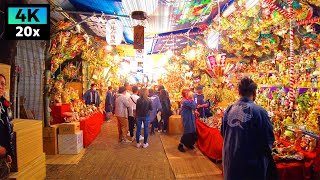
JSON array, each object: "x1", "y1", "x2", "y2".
[{"x1": 105, "y1": 19, "x2": 123, "y2": 45}]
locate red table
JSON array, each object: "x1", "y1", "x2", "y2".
[
  {"x1": 80, "y1": 112, "x2": 104, "y2": 147},
  {"x1": 196, "y1": 119, "x2": 223, "y2": 160},
  {"x1": 195, "y1": 119, "x2": 319, "y2": 179}
]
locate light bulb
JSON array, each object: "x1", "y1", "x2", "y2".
[
  {"x1": 189, "y1": 50, "x2": 196, "y2": 58},
  {"x1": 166, "y1": 50, "x2": 173, "y2": 57},
  {"x1": 106, "y1": 45, "x2": 112, "y2": 51},
  {"x1": 114, "y1": 55, "x2": 120, "y2": 61}
]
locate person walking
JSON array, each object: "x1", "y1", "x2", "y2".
[
  {"x1": 105, "y1": 86, "x2": 113, "y2": 121},
  {"x1": 159, "y1": 89, "x2": 172, "y2": 133},
  {"x1": 178, "y1": 89, "x2": 199, "y2": 152},
  {"x1": 221, "y1": 77, "x2": 277, "y2": 180},
  {"x1": 148, "y1": 89, "x2": 162, "y2": 134},
  {"x1": 83, "y1": 84, "x2": 101, "y2": 107},
  {"x1": 111, "y1": 88, "x2": 117, "y2": 115},
  {"x1": 114, "y1": 86, "x2": 132, "y2": 143},
  {"x1": 124, "y1": 82, "x2": 132, "y2": 136},
  {"x1": 0, "y1": 74, "x2": 13, "y2": 179},
  {"x1": 128, "y1": 86, "x2": 144, "y2": 141},
  {"x1": 136, "y1": 88, "x2": 153, "y2": 148}
]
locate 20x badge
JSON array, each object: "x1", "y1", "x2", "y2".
[{"x1": 5, "y1": 4, "x2": 50, "y2": 40}]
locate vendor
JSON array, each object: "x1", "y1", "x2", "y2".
[
  {"x1": 83, "y1": 84, "x2": 101, "y2": 107},
  {"x1": 221, "y1": 77, "x2": 277, "y2": 180},
  {"x1": 0, "y1": 74, "x2": 13, "y2": 178},
  {"x1": 193, "y1": 86, "x2": 209, "y2": 118}
]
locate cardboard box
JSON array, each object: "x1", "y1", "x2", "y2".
[
  {"x1": 58, "y1": 122, "x2": 80, "y2": 134},
  {"x1": 43, "y1": 137, "x2": 58, "y2": 155},
  {"x1": 43, "y1": 125, "x2": 58, "y2": 138},
  {"x1": 58, "y1": 130, "x2": 83, "y2": 154}
]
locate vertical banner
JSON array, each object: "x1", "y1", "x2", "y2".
[
  {"x1": 220, "y1": 53, "x2": 226, "y2": 67},
  {"x1": 134, "y1": 25, "x2": 144, "y2": 49},
  {"x1": 207, "y1": 55, "x2": 216, "y2": 69}
]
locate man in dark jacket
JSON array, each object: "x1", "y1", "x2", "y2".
[
  {"x1": 221, "y1": 77, "x2": 276, "y2": 180},
  {"x1": 105, "y1": 86, "x2": 113, "y2": 121},
  {"x1": 83, "y1": 84, "x2": 101, "y2": 107}
]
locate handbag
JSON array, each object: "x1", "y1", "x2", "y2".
[
  {"x1": 0, "y1": 157, "x2": 10, "y2": 179},
  {"x1": 157, "y1": 111, "x2": 162, "y2": 122}
]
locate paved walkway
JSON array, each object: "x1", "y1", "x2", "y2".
[{"x1": 46, "y1": 116, "x2": 222, "y2": 180}]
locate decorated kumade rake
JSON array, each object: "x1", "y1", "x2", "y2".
[{"x1": 206, "y1": 53, "x2": 235, "y2": 88}]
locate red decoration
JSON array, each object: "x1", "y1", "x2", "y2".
[{"x1": 3, "y1": 100, "x2": 10, "y2": 108}]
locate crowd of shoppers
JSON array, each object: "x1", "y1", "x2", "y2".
[{"x1": 107, "y1": 83, "x2": 171, "y2": 148}]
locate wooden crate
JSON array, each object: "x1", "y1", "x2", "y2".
[
  {"x1": 12, "y1": 119, "x2": 43, "y2": 172},
  {"x1": 58, "y1": 130, "x2": 83, "y2": 154},
  {"x1": 10, "y1": 153, "x2": 46, "y2": 180},
  {"x1": 58, "y1": 122, "x2": 80, "y2": 134},
  {"x1": 43, "y1": 125, "x2": 58, "y2": 155},
  {"x1": 0, "y1": 63, "x2": 10, "y2": 100}
]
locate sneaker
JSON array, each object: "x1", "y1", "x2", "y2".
[
  {"x1": 121, "y1": 139, "x2": 132, "y2": 143},
  {"x1": 186, "y1": 145, "x2": 195, "y2": 150},
  {"x1": 178, "y1": 144, "x2": 186, "y2": 152},
  {"x1": 163, "y1": 130, "x2": 167, "y2": 133},
  {"x1": 130, "y1": 136, "x2": 135, "y2": 141},
  {"x1": 127, "y1": 131, "x2": 130, "y2": 137},
  {"x1": 143, "y1": 143, "x2": 149, "y2": 148},
  {"x1": 136, "y1": 143, "x2": 142, "y2": 148},
  {"x1": 158, "y1": 130, "x2": 161, "y2": 133},
  {"x1": 139, "y1": 135, "x2": 144, "y2": 141}
]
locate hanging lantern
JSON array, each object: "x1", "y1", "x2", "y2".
[
  {"x1": 106, "y1": 19, "x2": 123, "y2": 45},
  {"x1": 134, "y1": 25, "x2": 144, "y2": 49}
]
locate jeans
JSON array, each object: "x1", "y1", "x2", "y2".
[
  {"x1": 136, "y1": 117, "x2": 149, "y2": 144},
  {"x1": 116, "y1": 116, "x2": 128, "y2": 142},
  {"x1": 106, "y1": 112, "x2": 111, "y2": 121},
  {"x1": 151, "y1": 118, "x2": 158, "y2": 133},
  {"x1": 128, "y1": 116, "x2": 136, "y2": 137},
  {"x1": 163, "y1": 116, "x2": 169, "y2": 131}
]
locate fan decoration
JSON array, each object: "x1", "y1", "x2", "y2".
[{"x1": 63, "y1": 64, "x2": 79, "y2": 79}]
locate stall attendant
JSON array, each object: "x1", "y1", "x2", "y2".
[
  {"x1": 221, "y1": 77, "x2": 277, "y2": 180},
  {"x1": 83, "y1": 83, "x2": 101, "y2": 107}
]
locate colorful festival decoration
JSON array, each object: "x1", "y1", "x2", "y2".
[{"x1": 173, "y1": 0, "x2": 214, "y2": 25}]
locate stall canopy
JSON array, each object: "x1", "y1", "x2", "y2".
[{"x1": 48, "y1": 0, "x2": 233, "y2": 54}]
